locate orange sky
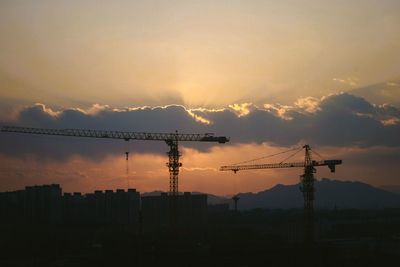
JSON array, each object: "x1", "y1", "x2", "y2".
[
  {"x1": 1, "y1": 0, "x2": 399, "y2": 108},
  {"x1": 1, "y1": 144, "x2": 398, "y2": 195}
]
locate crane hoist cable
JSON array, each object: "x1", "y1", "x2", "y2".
[
  {"x1": 229, "y1": 146, "x2": 301, "y2": 166},
  {"x1": 278, "y1": 146, "x2": 304, "y2": 164},
  {"x1": 311, "y1": 149, "x2": 324, "y2": 160},
  {"x1": 124, "y1": 135, "x2": 133, "y2": 189}
]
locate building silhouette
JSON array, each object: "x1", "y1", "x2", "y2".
[
  {"x1": 141, "y1": 192, "x2": 207, "y2": 232},
  {"x1": 0, "y1": 184, "x2": 62, "y2": 224},
  {"x1": 1, "y1": 185, "x2": 142, "y2": 226},
  {"x1": 1, "y1": 185, "x2": 206, "y2": 231}
]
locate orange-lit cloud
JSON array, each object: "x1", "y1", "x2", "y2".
[{"x1": 1, "y1": 93, "x2": 400, "y2": 161}]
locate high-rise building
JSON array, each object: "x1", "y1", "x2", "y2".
[
  {"x1": 1, "y1": 185, "x2": 141, "y2": 226},
  {"x1": 24, "y1": 184, "x2": 62, "y2": 224},
  {"x1": 141, "y1": 192, "x2": 207, "y2": 232}
]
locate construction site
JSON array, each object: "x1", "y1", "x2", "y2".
[{"x1": 1, "y1": 125, "x2": 400, "y2": 266}]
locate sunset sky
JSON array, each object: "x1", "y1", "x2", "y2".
[{"x1": 0, "y1": 0, "x2": 399, "y2": 195}]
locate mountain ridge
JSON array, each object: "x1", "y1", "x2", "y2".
[{"x1": 142, "y1": 179, "x2": 400, "y2": 210}]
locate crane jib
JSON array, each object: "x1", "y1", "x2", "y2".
[
  {"x1": 219, "y1": 159, "x2": 342, "y2": 172},
  {"x1": 0, "y1": 126, "x2": 230, "y2": 143}
]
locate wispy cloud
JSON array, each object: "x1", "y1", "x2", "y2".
[{"x1": 333, "y1": 77, "x2": 359, "y2": 87}]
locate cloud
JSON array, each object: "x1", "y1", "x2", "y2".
[
  {"x1": 333, "y1": 77, "x2": 359, "y2": 87},
  {"x1": 349, "y1": 80, "x2": 400, "y2": 107},
  {"x1": 386, "y1": 82, "x2": 399, "y2": 87},
  {"x1": 228, "y1": 103, "x2": 255, "y2": 117},
  {"x1": 0, "y1": 93, "x2": 399, "y2": 159},
  {"x1": 294, "y1": 97, "x2": 321, "y2": 113}
]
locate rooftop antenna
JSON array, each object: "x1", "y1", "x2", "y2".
[{"x1": 232, "y1": 195, "x2": 240, "y2": 213}]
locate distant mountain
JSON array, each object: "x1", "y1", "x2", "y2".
[
  {"x1": 196, "y1": 192, "x2": 230, "y2": 205},
  {"x1": 236, "y1": 178, "x2": 400, "y2": 210},
  {"x1": 379, "y1": 185, "x2": 400, "y2": 194},
  {"x1": 140, "y1": 179, "x2": 400, "y2": 210}
]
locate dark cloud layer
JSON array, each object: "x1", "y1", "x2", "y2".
[{"x1": 0, "y1": 93, "x2": 399, "y2": 159}]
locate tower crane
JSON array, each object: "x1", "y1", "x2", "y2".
[
  {"x1": 220, "y1": 145, "x2": 342, "y2": 244},
  {"x1": 1, "y1": 126, "x2": 229, "y2": 195}
]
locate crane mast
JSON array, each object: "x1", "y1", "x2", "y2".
[
  {"x1": 166, "y1": 138, "x2": 181, "y2": 194},
  {"x1": 302, "y1": 144, "x2": 316, "y2": 245},
  {"x1": 1, "y1": 126, "x2": 229, "y2": 195},
  {"x1": 220, "y1": 144, "x2": 342, "y2": 244}
]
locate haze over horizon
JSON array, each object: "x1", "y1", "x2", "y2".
[{"x1": 1, "y1": 0, "x2": 399, "y2": 195}]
